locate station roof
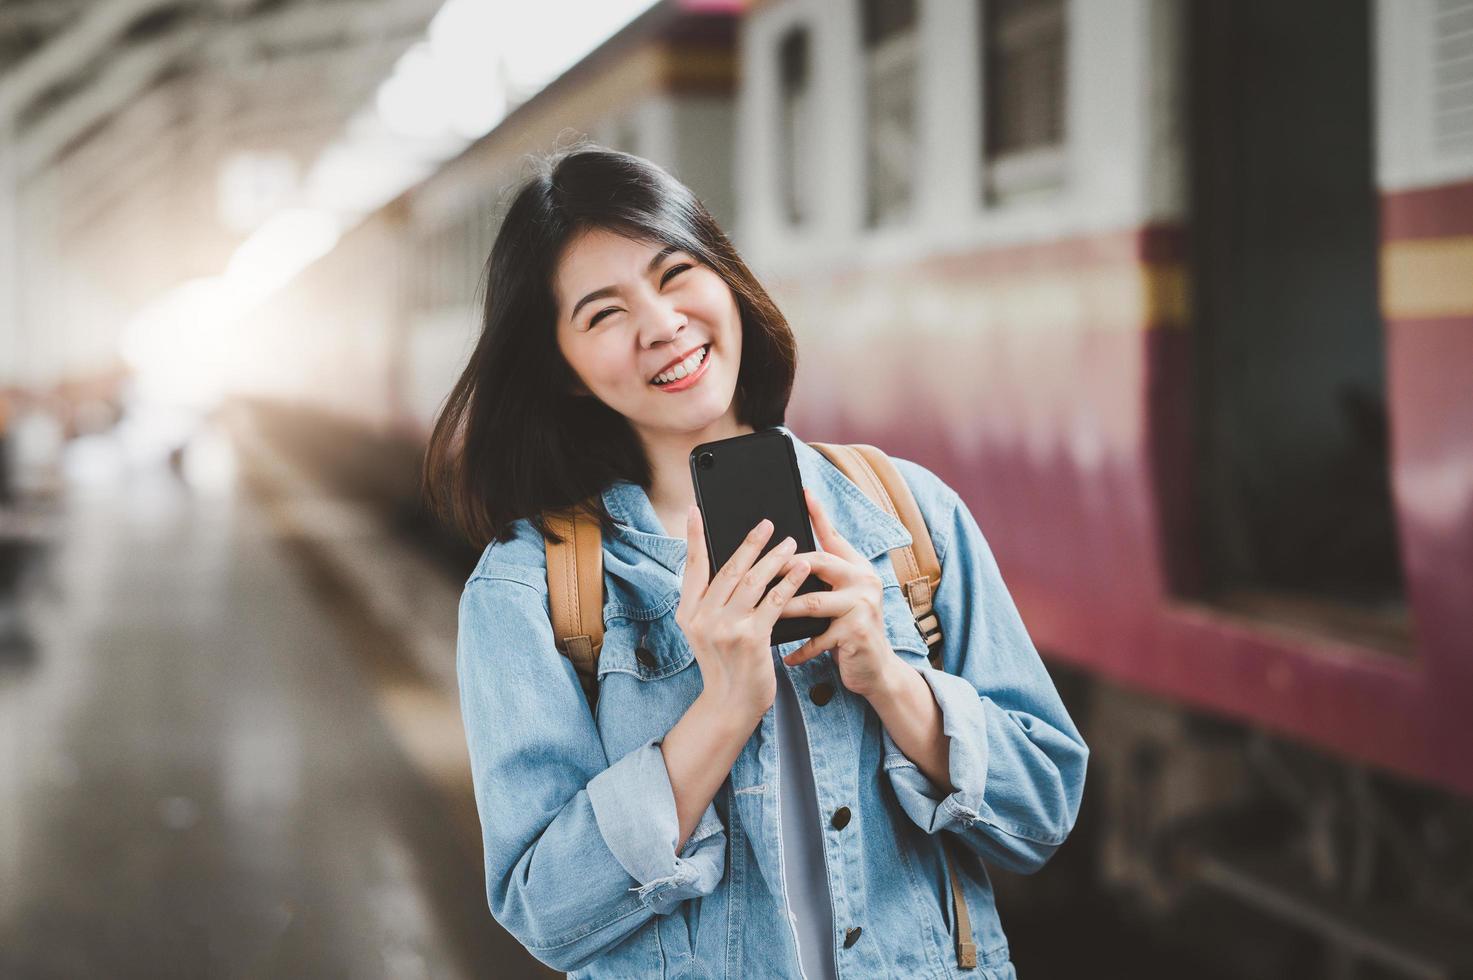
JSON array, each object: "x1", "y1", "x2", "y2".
[{"x1": 0, "y1": 0, "x2": 441, "y2": 183}]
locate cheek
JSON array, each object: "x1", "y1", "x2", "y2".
[
  {"x1": 693, "y1": 277, "x2": 741, "y2": 332},
  {"x1": 557, "y1": 331, "x2": 597, "y2": 383},
  {"x1": 681, "y1": 270, "x2": 717, "y2": 303},
  {"x1": 565, "y1": 332, "x2": 636, "y2": 392}
]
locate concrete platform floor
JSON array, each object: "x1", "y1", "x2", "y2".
[{"x1": 0, "y1": 418, "x2": 550, "y2": 979}]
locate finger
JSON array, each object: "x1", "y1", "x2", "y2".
[
  {"x1": 782, "y1": 624, "x2": 841, "y2": 667},
  {"x1": 753, "y1": 557, "x2": 812, "y2": 629},
  {"x1": 731, "y1": 533, "x2": 799, "y2": 611},
  {"x1": 775, "y1": 585, "x2": 848, "y2": 620},
  {"x1": 787, "y1": 550, "x2": 863, "y2": 587},
  {"x1": 708, "y1": 518, "x2": 775, "y2": 607},
  {"x1": 678, "y1": 505, "x2": 709, "y2": 616},
  {"x1": 805, "y1": 487, "x2": 865, "y2": 563}
]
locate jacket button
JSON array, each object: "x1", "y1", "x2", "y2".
[
  {"x1": 843, "y1": 926, "x2": 862, "y2": 948},
  {"x1": 809, "y1": 681, "x2": 835, "y2": 706},
  {"x1": 635, "y1": 645, "x2": 657, "y2": 669},
  {"x1": 830, "y1": 806, "x2": 851, "y2": 830}
]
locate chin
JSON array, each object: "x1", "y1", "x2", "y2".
[{"x1": 643, "y1": 391, "x2": 736, "y2": 430}]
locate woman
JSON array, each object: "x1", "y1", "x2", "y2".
[{"x1": 423, "y1": 146, "x2": 1088, "y2": 978}]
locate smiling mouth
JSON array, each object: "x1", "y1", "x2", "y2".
[{"x1": 649, "y1": 343, "x2": 711, "y2": 388}]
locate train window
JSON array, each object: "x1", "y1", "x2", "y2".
[
  {"x1": 980, "y1": 0, "x2": 1066, "y2": 203},
  {"x1": 1434, "y1": 0, "x2": 1473, "y2": 156},
  {"x1": 861, "y1": 0, "x2": 919, "y2": 228},
  {"x1": 1188, "y1": 0, "x2": 1404, "y2": 633},
  {"x1": 778, "y1": 27, "x2": 812, "y2": 225}
]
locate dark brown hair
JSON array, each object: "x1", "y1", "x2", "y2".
[{"x1": 422, "y1": 145, "x2": 798, "y2": 550}]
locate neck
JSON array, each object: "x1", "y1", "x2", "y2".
[{"x1": 639, "y1": 415, "x2": 758, "y2": 519}]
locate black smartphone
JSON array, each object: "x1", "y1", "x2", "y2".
[{"x1": 689, "y1": 428, "x2": 831, "y2": 647}]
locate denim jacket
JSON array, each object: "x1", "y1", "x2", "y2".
[{"x1": 457, "y1": 425, "x2": 1089, "y2": 978}]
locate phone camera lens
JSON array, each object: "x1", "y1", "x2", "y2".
[{"x1": 697, "y1": 452, "x2": 715, "y2": 471}]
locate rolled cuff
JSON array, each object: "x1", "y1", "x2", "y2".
[
  {"x1": 882, "y1": 668, "x2": 989, "y2": 835},
  {"x1": 585, "y1": 736, "x2": 727, "y2": 915}
]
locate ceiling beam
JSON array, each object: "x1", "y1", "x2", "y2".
[
  {"x1": 15, "y1": 0, "x2": 435, "y2": 180},
  {"x1": 228, "y1": 0, "x2": 439, "y2": 54},
  {"x1": 16, "y1": 26, "x2": 203, "y2": 179},
  {"x1": 49, "y1": 30, "x2": 409, "y2": 219},
  {"x1": 52, "y1": 41, "x2": 412, "y2": 241},
  {"x1": 0, "y1": 0, "x2": 188, "y2": 125},
  {"x1": 0, "y1": 0, "x2": 85, "y2": 37}
]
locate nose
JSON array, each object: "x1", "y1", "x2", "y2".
[{"x1": 638, "y1": 294, "x2": 688, "y2": 351}]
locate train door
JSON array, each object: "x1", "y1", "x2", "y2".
[{"x1": 1187, "y1": 0, "x2": 1406, "y2": 640}]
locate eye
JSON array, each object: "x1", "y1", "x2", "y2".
[{"x1": 585, "y1": 263, "x2": 690, "y2": 327}]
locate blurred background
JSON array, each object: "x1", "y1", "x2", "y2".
[{"x1": 2, "y1": 0, "x2": 1472, "y2": 976}]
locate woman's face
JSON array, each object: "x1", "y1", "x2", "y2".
[{"x1": 554, "y1": 227, "x2": 743, "y2": 441}]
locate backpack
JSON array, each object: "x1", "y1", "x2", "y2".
[{"x1": 541, "y1": 442, "x2": 978, "y2": 970}]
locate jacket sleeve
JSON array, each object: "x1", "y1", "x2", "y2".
[
  {"x1": 457, "y1": 570, "x2": 726, "y2": 973},
  {"x1": 880, "y1": 478, "x2": 1089, "y2": 875}
]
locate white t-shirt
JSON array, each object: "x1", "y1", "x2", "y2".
[{"x1": 772, "y1": 648, "x2": 839, "y2": 980}]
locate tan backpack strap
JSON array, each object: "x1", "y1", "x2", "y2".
[
  {"x1": 811, "y1": 441, "x2": 975, "y2": 970},
  {"x1": 810, "y1": 443, "x2": 944, "y2": 663},
  {"x1": 848, "y1": 443, "x2": 944, "y2": 654},
  {"x1": 944, "y1": 836, "x2": 979, "y2": 968},
  {"x1": 543, "y1": 501, "x2": 605, "y2": 704}
]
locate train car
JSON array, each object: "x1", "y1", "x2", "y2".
[
  {"x1": 236, "y1": 0, "x2": 1473, "y2": 970},
  {"x1": 733, "y1": 0, "x2": 1473, "y2": 967}
]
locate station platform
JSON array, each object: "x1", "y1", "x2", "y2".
[{"x1": 0, "y1": 411, "x2": 552, "y2": 978}]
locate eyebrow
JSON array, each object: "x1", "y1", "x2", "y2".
[{"x1": 568, "y1": 243, "x2": 680, "y2": 323}]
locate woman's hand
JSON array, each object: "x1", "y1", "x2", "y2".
[
  {"x1": 676, "y1": 505, "x2": 812, "y2": 722},
  {"x1": 778, "y1": 487, "x2": 907, "y2": 700}
]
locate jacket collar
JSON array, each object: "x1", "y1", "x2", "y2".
[{"x1": 599, "y1": 425, "x2": 912, "y2": 577}]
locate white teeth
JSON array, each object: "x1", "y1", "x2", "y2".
[{"x1": 652, "y1": 345, "x2": 707, "y2": 385}]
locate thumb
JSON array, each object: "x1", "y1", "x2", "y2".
[{"x1": 681, "y1": 504, "x2": 709, "y2": 597}]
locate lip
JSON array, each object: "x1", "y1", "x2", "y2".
[
  {"x1": 651, "y1": 344, "x2": 712, "y2": 392},
  {"x1": 650, "y1": 343, "x2": 707, "y2": 381}
]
